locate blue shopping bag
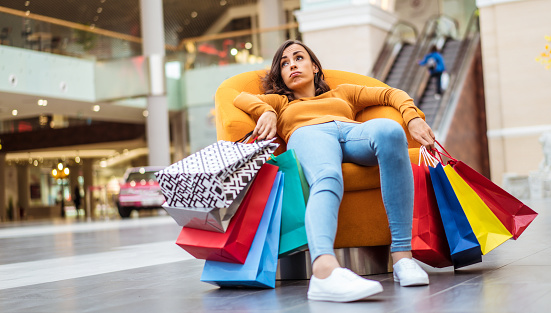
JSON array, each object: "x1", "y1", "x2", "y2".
[
  {"x1": 200, "y1": 172, "x2": 284, "y2": 288},
  {"x1": 429, "y1": 163, "x2": 482, "y2": 269}
]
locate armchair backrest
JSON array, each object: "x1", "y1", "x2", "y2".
[{"x1": 215, "y1": 69, "x2": 423, "y2": 150}]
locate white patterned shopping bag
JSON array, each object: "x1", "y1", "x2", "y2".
[
  {"x1": 161, "y1": 146, "x2": 271, "y2": 232},
  {"x1": 155, "y1": 139, "x2": 278, "y2": 231}
]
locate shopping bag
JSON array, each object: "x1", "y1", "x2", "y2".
[
  {"x1": 430, "y1": 163, "x2": 482, "y2": 269},
  {"x1": 175, "y1": 163, "x2": 279, "y2": 264},
  {"x1": 441, "y1": 71, "x2": 450, "y2": 91},
  {"x1": 411, "y1": 147, "x2": 453, "y2": 268},
  {"x1": 156, "y1": 138, "x2": 278, "y2": 209},
  {"x1": 443, "y1": 165, "x2": 512, "y2": 254},
  {"x1": 267, "y1": 149, "x2": 309, "y2": 256},
  {"x1": 433, "y1": 141, "x2": 537, "y2": 240},
  {"x1": 452, "y1": 161, "x2": 537, "y2": 239},
  {"x1": 201, "y1": 172, "x2": 284, "y2": 288},
  {"x1": 161, "y1": 160, "x2": 256, "y2": 233}
]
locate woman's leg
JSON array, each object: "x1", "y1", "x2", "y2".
[
  {"x1": 338, "y1": 119, "x2": 414, "y2": 259},
  {"x1": 288, "y1": 122, "x2": 385, "y2": 302},
  {"x1": 287, "y1": 122, "x2": 343, "y2": 271}
]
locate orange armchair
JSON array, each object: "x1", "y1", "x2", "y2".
[{"x1": 215, "y1": 69, "x2": 424, "y2": 273}]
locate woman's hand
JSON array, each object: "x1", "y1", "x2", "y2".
[
  {"x1": 252, "y1": 111, "x2": 277, "y2": 140},
  {"x1": 407, "y1": 117, "x2": 435, "y2": 149}
]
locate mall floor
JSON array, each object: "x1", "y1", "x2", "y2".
[{"x1": 0, "y1": 198, "x2": 550, "y2": 313}]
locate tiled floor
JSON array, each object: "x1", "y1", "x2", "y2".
[{"x1": 1, "y1": 199, "x2": 550, "y2": 313}]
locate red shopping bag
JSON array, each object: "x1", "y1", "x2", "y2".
[
  {"x1": 452, "y1": 161, "x2": 537, "y2": 240},
  {"x1": 433, "y1": 141, "x2": 538, "y2": 240},
  {"x1": 176, "y1": 163, "x2": 279, "y2": 264},
  {"x1": 412, "y1": 147, "x2": 453, "y2": 268}
]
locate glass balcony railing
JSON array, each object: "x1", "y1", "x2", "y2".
[
  {"x1": 168, "y1": 23, "x2": 300, "y2": 69},
  {"x1": 0, "y1": 10, "x2": 142, "y2": 60},
  {"x1": 0, "y1": 6, "x2": 300, "y2": 64}
]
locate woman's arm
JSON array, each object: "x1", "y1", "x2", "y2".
[
  {"x1": 349, "y1": 85, "x2": 435, "y2": 148},
  {"x1": 418, "y1": 54, "x2": 429, "y2": 66},
  {"x1": 349, "y1": 85, "x2": 420, "y2": 123},
  {"x1": 233, "y1": 92, "x2": 282, "y2": 140}
]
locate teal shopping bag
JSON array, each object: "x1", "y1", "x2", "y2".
[
  {"x1": 200, "y1": 172, "x2": 284, "y2": 288},
  {"x1": 267, "y1": 149, "x2": 309, "y2": 256}
]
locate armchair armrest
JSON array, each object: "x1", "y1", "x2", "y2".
[{"x1": 215, "y1": 86, "x2": 256, "y2": 142}]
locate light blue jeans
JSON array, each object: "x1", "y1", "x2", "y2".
[{"x1": 287, "y1": 119, "x2": 414, "y2": 262}]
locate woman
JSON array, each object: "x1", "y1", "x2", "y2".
[{"x1": 234, "y1": 40, "x2": 435, "y2": 302}]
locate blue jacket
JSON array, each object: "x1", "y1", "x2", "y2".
[{"x1": 419, "y1": 52, "x2": 446, "y2": 74}]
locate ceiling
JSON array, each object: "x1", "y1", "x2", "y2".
[
  {"x1": 0, "y1": 0, "x2": 268, "y2": 167},
  {"x1": 0, "y1": 0, "x2": 258, "y2": 40},
  {"x1": 0, "y1": 91, "x2": 147, "y2": 123}
]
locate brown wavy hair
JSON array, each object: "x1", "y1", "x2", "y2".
[{"x1": 262, "y1": 40, "x2": 330, "y2": 101}]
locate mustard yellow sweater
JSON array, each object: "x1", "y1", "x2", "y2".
[{"x1": 234, "y1": 84, "x2": 421, "y2": 143}]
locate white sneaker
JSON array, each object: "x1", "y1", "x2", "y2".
[
  {"x1": 307, "y1": 268, "x2": 383, "y2": 302},
  {"x1": 393, "y1": 258, "x2": 429, "y2": 287}
]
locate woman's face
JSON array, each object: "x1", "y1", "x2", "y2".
[{"x1": 279, "y1": 44, "x2": 318, "y2": 97}]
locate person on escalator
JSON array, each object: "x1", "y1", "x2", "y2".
[{"x1": 418, "y1": 46, "x2": 446, "y2": 99}]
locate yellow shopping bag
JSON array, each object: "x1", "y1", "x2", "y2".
[{"x1": 443, "y1": 165, "x2": 512, "y2": 254}]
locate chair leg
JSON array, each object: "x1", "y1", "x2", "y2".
[{"x1": 276, "y1": 246, "x2": 393, "y2": 280}]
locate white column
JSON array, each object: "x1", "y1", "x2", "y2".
[
  {"x1": 258, "y1": 0, "x2": 285, "y2": 59},
  {"x1": 295, "y1": 0, "x2": 397, "y2": 75},
  {"x1": 140, "y1": 0, "x2": 171, "y2": 167}
]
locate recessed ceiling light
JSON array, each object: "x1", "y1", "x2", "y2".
[
  {"x1": 12, "y1": 109, "x2": 18, "y2": 116},
  {"x1": 191, "y1": 11, "x2": 198, "y2": 18},
  {"x1": 93, "y1": 105, "x2": 100, "y2": 112},
  {"x1": 38, "y1": 99, "x2": 47, "y2": 106}
]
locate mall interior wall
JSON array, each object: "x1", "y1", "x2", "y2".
[{"x1": 477, "y1": 0, "x2": 551, "y2": 184}]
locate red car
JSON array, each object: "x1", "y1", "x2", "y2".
[{"x1": 117, "y1": 166, "x2": 166, "y2": 218}]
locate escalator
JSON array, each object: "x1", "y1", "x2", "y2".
[
  {"x1": 384, "y1": 44, "x2": 415, "y2": 89},
  {"x1": 370, "y1": 11, "x2": 489, "y2": 175},
  {"x1": 370, "y1": 22, "x2": 417, "y2": 86},
  {"x1": 417, "y1": 39, "x2": 462, "y2": 125}
]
